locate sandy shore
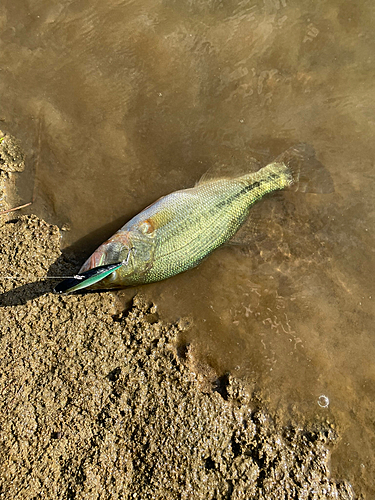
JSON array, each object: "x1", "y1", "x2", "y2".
[{"x1": 0, "y1": 133, "x2": 355, "y2": 499}]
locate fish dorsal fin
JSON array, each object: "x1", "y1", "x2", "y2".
[{"x1": 195, "y1": 157, "x2": 261, "y2": 186}]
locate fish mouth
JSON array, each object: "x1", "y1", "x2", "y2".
[
  {"x1": 79, "y1": 231, "x2": 132, "y2": 273},
  {"x1": 79, "y1": 248, "x2": 106, "y2": 273},
  {"x1": 79, "y1": 241, "x2": 126, "y2": 273}
]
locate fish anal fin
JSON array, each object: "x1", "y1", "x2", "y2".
[{"x1": 226, "y1": 192, "x2": 292, "y2": 249}]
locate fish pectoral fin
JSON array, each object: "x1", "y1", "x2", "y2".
[{"x1": 54, "y1": 262, "x2": 123, "y2": 294}]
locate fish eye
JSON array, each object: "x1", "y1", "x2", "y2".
[{"x1": 139, "y1": 219, "x2": 154, "y2": 235}]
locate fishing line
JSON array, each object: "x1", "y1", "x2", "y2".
[
  {"x1": 1, "y1": 275, "x2": 85, "y2": 280},
  {"x1": 0, "y1": 248, "x2": 136, "y2": 281}
]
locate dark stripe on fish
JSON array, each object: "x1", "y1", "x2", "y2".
[{"x1": 214, "y1": 179, "x2": 264, "y2": 211}]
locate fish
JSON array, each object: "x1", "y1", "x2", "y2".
[{"x1": 55, "y1": 144, "x2": 332, "y2": 294}]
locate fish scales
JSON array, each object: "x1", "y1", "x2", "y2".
[{"x1": 74, "y1": 161, "x2": 292, "y2": 290}]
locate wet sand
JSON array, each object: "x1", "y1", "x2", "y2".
[{"x1": 0, "y1": 135, "x2": 356, "y2": 499}]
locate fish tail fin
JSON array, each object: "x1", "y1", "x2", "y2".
[{"x1": 274, "y1": 143, "x2": 334, "y2": 194}]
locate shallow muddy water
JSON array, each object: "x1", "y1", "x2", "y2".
[{"x1": 1, "y1": 0, "x2": 374, "y2": 496}]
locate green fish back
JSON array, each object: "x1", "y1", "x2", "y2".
[{"x1": 140, "y1": 161, "x2": 292, "y2": 283}]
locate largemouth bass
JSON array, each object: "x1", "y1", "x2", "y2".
[{"x1": 55, "y1": 145, "x2": 330, "y2": 294}]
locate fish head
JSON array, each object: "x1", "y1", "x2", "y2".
[{"x1": 77, "y1": 219, "x2": 158, "y2": 289}]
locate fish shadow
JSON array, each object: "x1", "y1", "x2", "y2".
[
  {"x1": 0, "y1": 215, "x2": 132, "y2": 307},
  {"x1": 0, "y1": 255, "x2": 75, "y2": 306}
]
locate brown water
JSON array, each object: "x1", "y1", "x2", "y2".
[{"x1": 1, "y1": 0, "x2": 374, "y2": 496}]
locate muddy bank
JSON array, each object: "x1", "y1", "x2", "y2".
[
  {"x1": 0, "y1": 212, "x2": 355, "y2": 499},
  {"x1": 0, "y1": 132, "x2": 355, "y2": 499}
]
